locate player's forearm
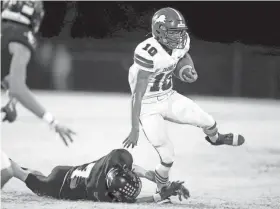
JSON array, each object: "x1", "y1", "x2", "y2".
[
  {"x1": 135, "y1": 196, "x2": 155, "y2": 203},
  {"x1": 131, "y1": 92, "x2": 143, "y2": 130},
  {"x1": 145, "y1": 170, "x2": 156, "y2": 183},
  {"x1": 132, "y1": 164, "x2": 156, "y2": 183},
  {"x1": 9, "y1": 84, "x2": 52, "y2": 121},
  {"x1": 130, "y1": 75, "x2": 149, "y2": 130},
  {"x1": 135, "y1": 193, "x2": 163, "y2": 203}
]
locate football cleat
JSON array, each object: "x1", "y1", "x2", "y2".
[{"x1": 205, "y1": 133, "x2": 245, "y2": 146}]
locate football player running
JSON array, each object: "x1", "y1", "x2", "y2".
[
  {"x1": 1, "y1": 0, "x2": 75, "y2": 188},
  {"x1": 123, "y1": 7, "x2": 245, "y2": 200},
  {"x1": 9, "y1": 149, "x2": 186, "y2": 203}
]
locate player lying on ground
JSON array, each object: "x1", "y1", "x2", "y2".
[
  {"x1": 124, "y1": 7, "x2": 245, "y2": 201},
  {"x1": 9, "y1": 149, "x2": 189, "y2": 203},
  {"x1": 1, "y1": 0, "x2": 75, "y2": 188}
]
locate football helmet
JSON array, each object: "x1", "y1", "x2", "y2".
[
  {"x1": 106, "y1": 165, "x2": 142, "y2": 202},
  {"x1": 152, "y1": 7, "x2": 188, "y2": 50},
  {"x1": 1, "y1": 0, "x2": 45, "y2": 33}
]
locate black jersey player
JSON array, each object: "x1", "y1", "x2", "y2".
[
  {"x1": 1, "y1": 0, "x2": 75, "y2": 188},
  {"x1": 10, "y1": 149, "x2": 189, "y2": 203}
]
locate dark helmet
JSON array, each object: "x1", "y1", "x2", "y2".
[
  {"x1": 152, "y1": 7, "x2": 188, "y2": 49},
  {"x1": 106, "y1": 166, "x2": 142, "y2": 202},
  {"x1": 1, "y1": 0, "x2": 45, "y2": 33}
]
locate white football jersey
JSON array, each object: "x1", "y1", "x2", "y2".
[{"x1": 128, "y1": 34, "x2": 190, "y2": 99}]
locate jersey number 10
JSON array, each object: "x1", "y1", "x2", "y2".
[
  {"x1": 142, "y1": 44, "x2": 158, "y2": 57},
  {"x1": 142, "y1": 44, "x2": 172, "y2": 92},
  {"x1": 150, "y1": 72, "x2": 172, "y2": 92}
]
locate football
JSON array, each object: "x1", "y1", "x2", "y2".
[{"x1": 173, "y1": 55, "x2": 198, "y2": 83}]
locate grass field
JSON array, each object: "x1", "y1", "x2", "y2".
[{"x1": 1, "y1": 91, "x2": 280, "y2": 209}]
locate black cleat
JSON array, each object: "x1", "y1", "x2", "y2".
[{"x1": 205, "y1": 133, "x2": 245, "y2": 146}]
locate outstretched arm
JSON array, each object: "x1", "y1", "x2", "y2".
[
  {"x1": 123, "y1": 70, "x2": 152, "y2": 149},
  {"x1": 132, "y1": 164, "x2": 156, "y2": 183},
  {"x1": 134, "y1": 180, "x2": 184, "y2": 203},
  {"x1": 132, "y1": 164, "x2": 190, "y2": 203},
  {"x1": 7, "y1": 42, "x2": 75, "y2": 146}
]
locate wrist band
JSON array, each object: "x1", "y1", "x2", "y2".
[
  {"x1": 42, "y1": 112, "x2": 55, "y2": 124},
  {"x1": 152, "y1": 193, "x2": 161, "y2": 202}
]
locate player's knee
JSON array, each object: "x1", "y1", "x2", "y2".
[
  {"x1": 1, "y1": 153, "x2": 13, "y2": 188},
  {"x1": 1, "y1": 152, "x2": 13, "y2": 175},
  {"x1": 202, "y1": 112, "x2": 215, "y2": 127},
  {"x1": 1, "y1": 168, "x2": 14, "y2": 188},
  {"x1": 203, "y1": 121, "x2": 218, "y2": 136}
]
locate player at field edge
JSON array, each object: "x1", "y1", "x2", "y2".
[
  {"x1": 1, "y1": 0, "x2": 75, "y2": 188},
  {"x1": 9, "y1": 148, "x2": 189, "y2": 203},
  {"x1": 123, "y1": 7, "x2": 245, "y2": 203}
]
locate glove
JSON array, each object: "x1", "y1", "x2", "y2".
[
  {"x1": 177, "y1": 184, "x2": 190, "y2": 201},
  {"x1": 159, "y1": 180, "x2": 184, "y2": 200},
  {"x1": 1, "y1": 98, "x2": 17, "y2": 123}
]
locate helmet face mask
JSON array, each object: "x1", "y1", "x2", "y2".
[
  {"x1": 152, "y1": 7, "x2": 188, "y2": 50},
  {"x1": 106, "y1": 166, "x2": 142, "y2": 202}
]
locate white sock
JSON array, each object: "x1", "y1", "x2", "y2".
[
  {"x1": 204, "y1": 122, "x2": 219, "y2": 143},
  {"x1": 155, "y1": 163, "x2": 172, "y2": 191}
]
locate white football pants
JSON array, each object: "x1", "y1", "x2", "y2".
[{"x1": 140, "y1": 90, "x2": 215, "y2": 164}]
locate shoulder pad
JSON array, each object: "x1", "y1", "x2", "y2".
[{"x1": 133, "y1": 38, "x2": 159, "y2": 71}]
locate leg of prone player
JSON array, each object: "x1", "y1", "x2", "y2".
[
  {"x1": 10, "y1": 159, "x2": 70, "y2": 198},
  {"x1": 140, "y1": 114, "x2": 178, "y2": 203},
  {"x1": 1, "y1": 152, "x2": 14, "y2": 188},
  {"x1": 166, "y1": 92, "x2": 245, "y2": 146}
]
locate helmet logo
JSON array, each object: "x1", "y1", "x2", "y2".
[{"x1": 154, "y1": 15, "x2": 166, "y2": 24}]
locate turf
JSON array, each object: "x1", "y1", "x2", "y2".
[{"x1": 1, "y1": 91, "x2": 280, "y2": 209}]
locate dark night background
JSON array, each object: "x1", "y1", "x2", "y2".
[
  {"x1": 41, "y1": 1, "x2": 280, "y2": 46},
  {"x1": 5, "y1": 1, "x2": 280, "y2": 99}
]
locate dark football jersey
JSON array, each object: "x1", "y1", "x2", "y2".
[
  {"x1": 59, "y1": 149, "x2": 133, "y2": 202},
  {"x1": 1, "y1": 21, "x2": 36, "y2": 80}
]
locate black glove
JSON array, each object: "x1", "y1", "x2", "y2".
[
  {"x1": 1, "y1": 98, "x2": 17, "y2": 123},
  {"x1": 159, "y1": 181, "x2": 184, "y2": 200},
  {"x1": 177, "y1": 184, "x2": 190, "y2": 201}
]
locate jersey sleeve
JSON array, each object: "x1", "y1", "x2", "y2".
[{"x1": 133, "y1": 42, "x2": 156, "y2": 73}]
